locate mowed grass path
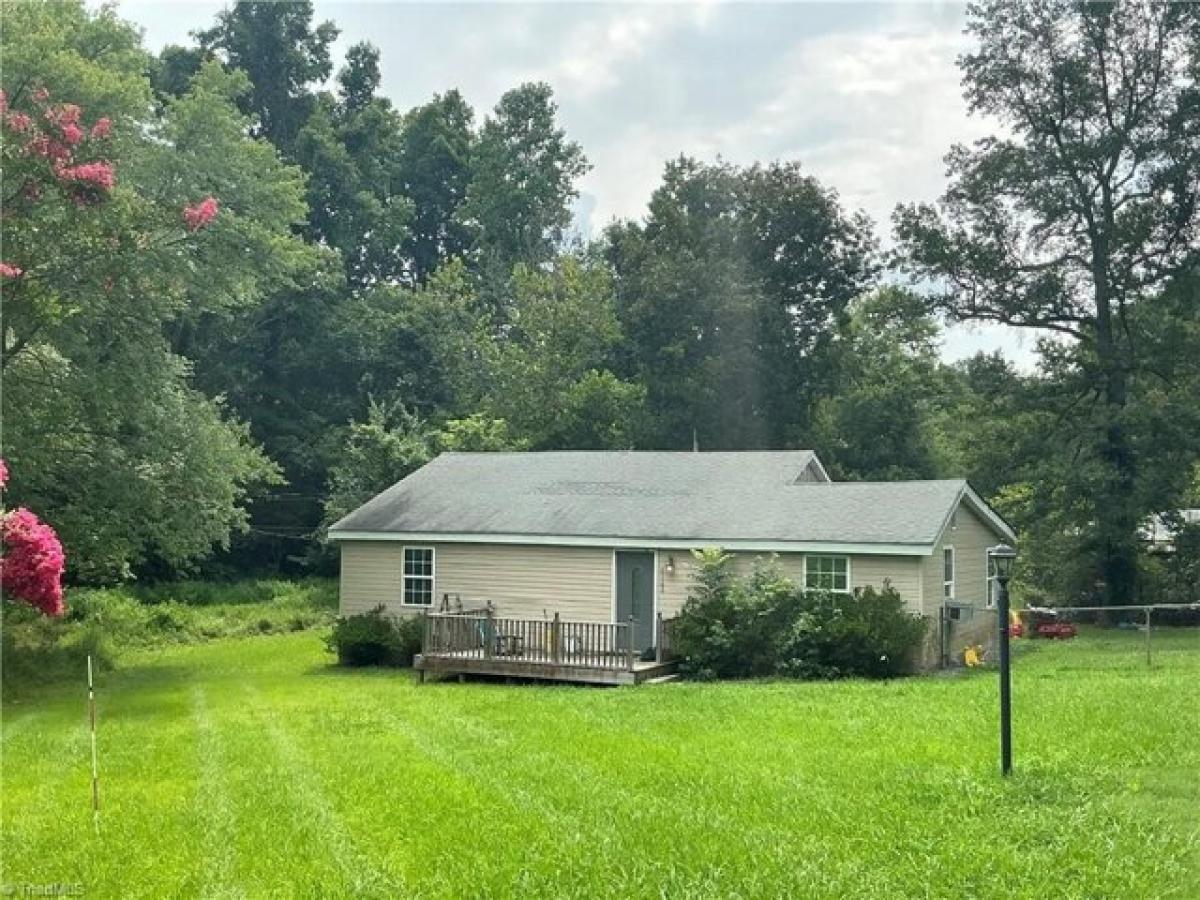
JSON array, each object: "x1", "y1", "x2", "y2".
[{"x1": 3, "y1": 629, "x2": 1197, "y2": 899}]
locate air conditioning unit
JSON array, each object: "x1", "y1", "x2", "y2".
[{"x1": 943, "y1": 601, "x2": 975, "y2": 621}]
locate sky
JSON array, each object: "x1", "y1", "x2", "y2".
[{"x1": 116, "y1": 0, "x2": 1038, "y2": 367}]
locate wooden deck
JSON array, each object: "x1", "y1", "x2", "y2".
[{"x1": 415, "y1": 609, "x2": 680, "y2": 685}]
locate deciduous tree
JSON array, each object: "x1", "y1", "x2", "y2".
[{"x1": 895, "y1": 0, "x2": 1200, "y2": 602}]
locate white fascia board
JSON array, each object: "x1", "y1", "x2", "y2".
[
  {"x1": 962, "y1": 484, "x2": 1018, "y2": 543},
  {"x1": 328, "y1": 530, "x2": 933, "y2": 556},
  {"x1": 808, "y1": 453, "x2": 833, "y2": 483}
]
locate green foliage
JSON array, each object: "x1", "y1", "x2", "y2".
[
  {"x1": 775, "y1": 586, "x2": 929, "y2": 680},
  {"x1": 325, "y1": 606, "x2": 423, "y2": 667},
  {"x1": 438, "y1": 415, "x2": 526, "y2": 453},
  {"x1": 398, "y1": 91, "x2": 475, "y2": 282},
  {"x1": 480, "y1": 257, "x2": 641, "y2": 448},
  {"x1": 813, "y1": 287, "x2": 948, "y2": 480},
  {"x1": 894, "y1": 0, "x2": 1200, "y2": 603},
  {"x1": 461, "y1": 83, "x2": 590, "y2": 272},
  {"x1": 1, "y1": 579, "x2": 336, "y2": 694},
  {"x1": 1, "y1": 3, "x2": 316, "y2": 581},
  {"x1": 195, "y1": 0, "x2": 339, "y2": 149},
  {"x1": 1141, "y1": 523, "x2": 1200, "y2": 617},
  {"x1": 1, "y1": 601, "x2": 113, "y2": 691},
  {"x1": 321, "y1": 399, "x2": 437, "y2": 531},
  {"x1": 673, "y1": 552, "x2": 926, "y2": 680},
  {"x1": 607, "y1": 157, "x2": 876, "y2": 449}
]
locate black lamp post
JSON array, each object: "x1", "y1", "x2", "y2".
[{"x1": 989, "y1": 543, "x2": 1017, "y2": 776}]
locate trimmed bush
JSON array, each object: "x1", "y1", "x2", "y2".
[
  {"x1": 775, "y1": 586, "x2": 928, "y2": 679},
  {"x1": 326, "y1": 606, "x2": 423, "y2": 667},
  {"x1": 674, "y1": 550, "x2": 927, "y2": 680}
]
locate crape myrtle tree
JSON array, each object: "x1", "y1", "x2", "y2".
[
  {"x1": 894, "y1": 0, "x2": 1200, "y2": 603},
  {"x1": 0, "y1": 460, "x2": 66, "y2": 617},
  {"x1": 0, "y1": 2, "x2": 317, "y2": 581}
]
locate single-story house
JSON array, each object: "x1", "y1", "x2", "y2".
[{"x1": 329, "y1": 451, "x2": 1015, "y2": 674}]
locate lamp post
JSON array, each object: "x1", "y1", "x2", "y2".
[{"x1": 989, "y1": 544, "x2": 1017, "y2": 776}]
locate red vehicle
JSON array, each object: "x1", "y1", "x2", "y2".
[{"x1": 1025, "y1": 607, "x2": 1078, "y2": 640}]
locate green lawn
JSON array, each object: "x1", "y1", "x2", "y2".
[{"x1": 2, "y1": 629, "x2": 1197, "y2": 899}]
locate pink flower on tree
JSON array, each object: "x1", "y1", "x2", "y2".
[
  {"x1": 90, "y1": 117, "x2": 112, "y2": 139},
  {"x1": 0, "y1": 262, "x2": 23, "y2": 278},
  {"x1": 5, "y1": 112, "x2": 33, "y2": 133},
  {"x1": 0, "y1": 458, "x2": 8, "y2": 488},
  {"x1": 31, "y1": 87, "x2": 50, "y2": 103},
  {"x1": 0, "y1": 90, "x2": 7, "y2": 115},
  {"x1": 57, "y1": 160, "x2": 116, "y2": 191},
  {"x1": 61, "y1": 121, "x2": 84, "y2": 145},
  {"x1": 1, "y1": 507, "x2": 66, "y2": 617},
  {"x1": 183, "y1": 196, "x2": 219, "y2": 231},
  {"x1": 45, "y1": 103, "x2": 82, "y2": 126},
  {"x1": 27, "y1": 135, "x2": 72, "y2": 163}
]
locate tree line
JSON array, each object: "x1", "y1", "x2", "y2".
[{"x1": 2, "y1": 0, "x2": 1197, "y2": 606}]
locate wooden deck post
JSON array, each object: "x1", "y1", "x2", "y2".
[
  {"x1": 551, "y1": 612, "x2": 561, "y2": 663},
  {"x1": 655, "y1": 611, "x2": 664, "y2": 664},
  {"x1": 484, "y1": 607, "x2": 494, "y2": 659},
  {"x1": 626, "y1": 616, "x2": 635, "y2": 671}
]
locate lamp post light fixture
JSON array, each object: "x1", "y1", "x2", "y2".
[{"x1": 989, "y1": 543, "x2": 1017, "y2": 776}]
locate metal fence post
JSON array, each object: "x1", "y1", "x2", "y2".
[{"x1": 1145, "y1": 606, "x2": 1152, "y2": 668}]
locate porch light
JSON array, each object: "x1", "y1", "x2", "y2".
[
  {"x1": 989, "y1": 544, "x2": 1016, "y2": 583},
  {"x1": 665, "y1": 555, "x2": 675, "y2": 575}
]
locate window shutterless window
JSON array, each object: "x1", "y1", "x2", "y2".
[
  {"x1": 943, "y1": 547, "x2": 955, "y2": 600},
  {"x1": 402, "y1": 547, "x2": 434, "y2": 606},
  {"x1": 986, "y1": 554, "x2": 998, "y2": 608},
  {"x1": 805, "y1": 555, "x2": 849, "y2": 593}
]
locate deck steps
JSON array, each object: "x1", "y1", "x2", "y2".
[{"x1": 643, "y1": 673, "x2": 681, "y2": 685}]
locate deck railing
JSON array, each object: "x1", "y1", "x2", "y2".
[
  {"x1": 655, "y1": 612, "x2": 680, "y2": 664},
  {"x1": 423, "y1": 609, "x2": 680, "y2": 672}
]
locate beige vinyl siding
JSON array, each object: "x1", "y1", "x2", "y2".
[
  {"x1": 342, "y1": 540, "x2": 938, "y2": 623},
  {"x1": 340, "y1": 541, "x2": 406, "y2": 617},
  {"x1": 922, "y1": 500, "x2": 1001, "y2": 615},
  {"x1": 339, "y1": 541, "x2": 612, "y2": 621},
  {"x1": 657, "y1": 550, "x2": 923, "y2": 617}
]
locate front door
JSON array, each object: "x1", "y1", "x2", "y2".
[{"x1": 615, "y1": 550, "x2": 655, "y2": 653}]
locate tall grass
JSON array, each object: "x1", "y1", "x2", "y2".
[{"x1": 2, "y1": 579, "x2": 336, "y2": 695}]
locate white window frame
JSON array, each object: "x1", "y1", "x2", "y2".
[
  {"x1": 985, "y1": 553, "x2": 998, "y2": 609},
  {"x1": 401, "y1": 545, "x2": 435, "y2": 607},
  {"x1": 943, "y1": 546, "x2": 955, "y2": 601},
  {"x1": 803, "y1": 554, "x2": 851, "y2": 594}
]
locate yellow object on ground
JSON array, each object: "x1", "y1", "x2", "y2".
[{"x1": 964, "y1": 644, "x2": 985, "y2": 667}]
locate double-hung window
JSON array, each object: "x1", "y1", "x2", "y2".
[
  {"x1": 805, "y1": 555, "x2": 849, "y2": 593},
  {"x1": 986, "y1": 554, "x2": 998, "y2": 608},
  {"x1": 943, "y1": 547, "x2": 955, "y2": 600},
  {"x1": 402, "y1": 547, "x2": 434, "y2": 607}
]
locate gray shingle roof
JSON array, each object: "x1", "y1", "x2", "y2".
[{"x1": 330, "y1": 451, "x2": 1007, "y2": 550}]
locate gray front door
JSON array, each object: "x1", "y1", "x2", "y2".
[{"x1": 615, "y1": 550, "x2": 655, "y2": 653}]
